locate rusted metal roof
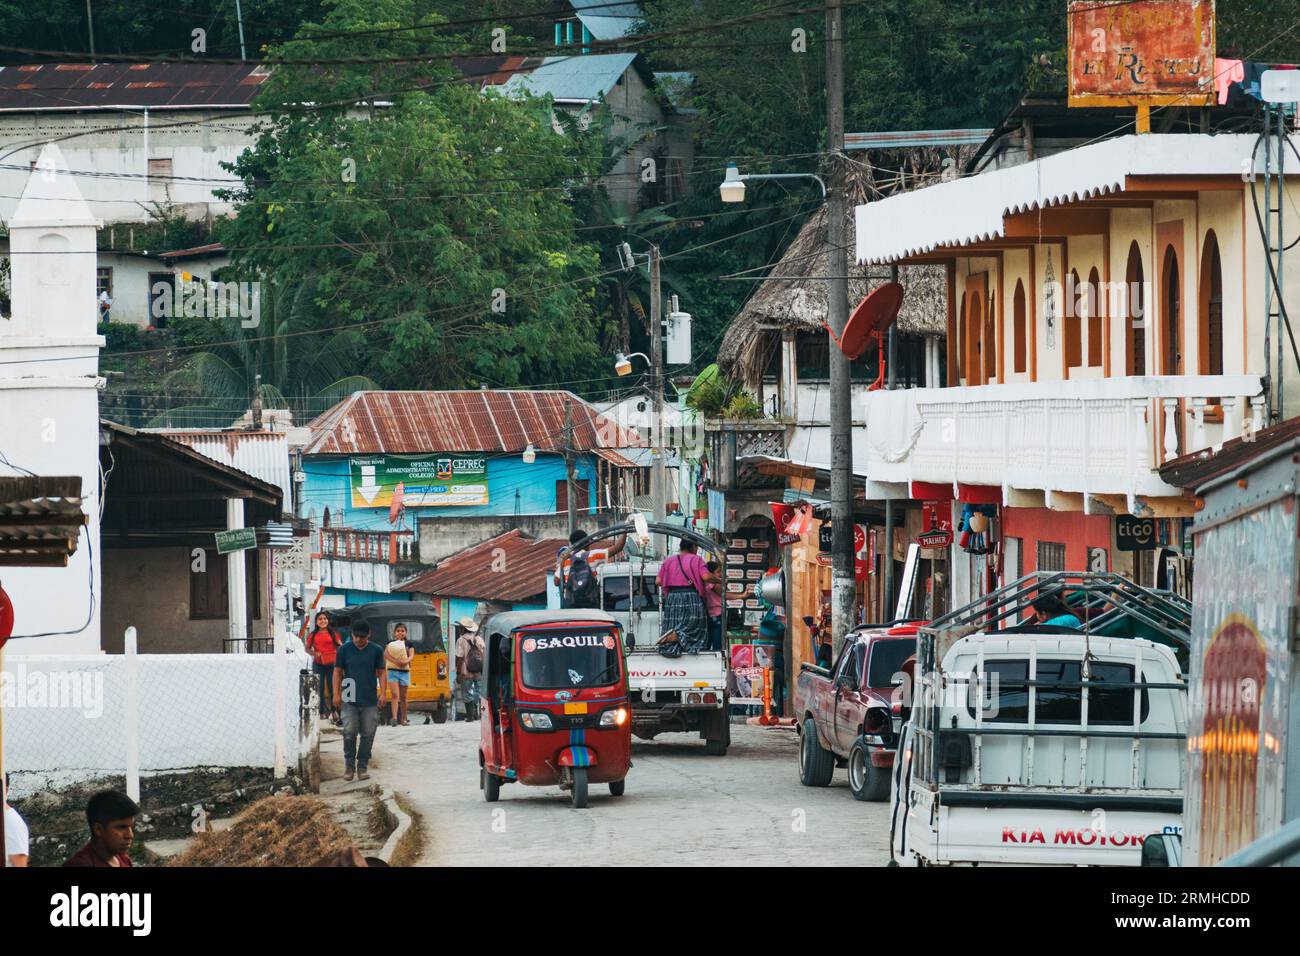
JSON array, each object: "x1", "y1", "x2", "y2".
[
  {"x1": 395, "y1": 529, "x2": 564, "y2": 602},
  {"x1": 0, "y1": 63, "x2": 269, "y2": 111},
  {"x1": 1160, "y1": 416, "x2": 1300, "y2": 492},
  {"x1": 304, "y1": 390, "x2": 640, "y2": 456}
]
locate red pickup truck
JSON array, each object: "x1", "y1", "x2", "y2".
[{"x1": 794, "y1": 623, "x2": 919, "y2": 801}]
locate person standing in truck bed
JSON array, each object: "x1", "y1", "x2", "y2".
[{"x1": 655, "y1": 540, "x2": 721, "y2": 655}]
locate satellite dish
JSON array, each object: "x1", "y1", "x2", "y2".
[{"x1": 832, "y1": 282, "x2": 904, "y2": 360}]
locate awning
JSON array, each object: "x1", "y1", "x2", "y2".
[{"x1": 854, "y1": 133, "x2": 1294, "y2": 264}]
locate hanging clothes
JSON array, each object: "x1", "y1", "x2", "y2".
[{"x1": 1214, "y1": 57, "x2": 1245, "y2": 105}]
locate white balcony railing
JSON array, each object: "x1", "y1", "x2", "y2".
[{"x1": 863, "y1": 375, "x2": 1265, "y2": 506}]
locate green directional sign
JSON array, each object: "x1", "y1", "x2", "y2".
[{"x1": 215, "y1": 527, "x2": 257, "y2": 554}]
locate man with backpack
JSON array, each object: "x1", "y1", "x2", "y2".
[
  {"x1": 555, "y1": 529, "x2": 601, "y2": 609},
  {"x1": 455, "y1": 617, "x2": 485, "y2": 721}
]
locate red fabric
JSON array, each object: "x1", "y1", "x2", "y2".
[
  {"x1": 64, "y1": 842, "x2": 132, "y2": 867},
  {"x1": 307, "y1": 629, "x2": 340, "y2": 665}
]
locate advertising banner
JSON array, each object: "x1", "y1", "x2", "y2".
[{"x1": 349, "y1": 454, "x2": 489, "y2": 508}]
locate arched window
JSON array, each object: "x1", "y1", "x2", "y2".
[
  {"x1": 1087, "y1": 266, "x2": 1103, "y2": 367},
  {"x1": 1199, "y1": 231, "x2": 1224, "y2": 376},
  {"x1": 1125, "y1": 242, "x2": 1146, "y2": 375},
  {"x1": 1162, "y1": 246, "x2": 1182, "y2": 374},
  {"x1": 1065, "y1": 268, "x2": 1083, "y2": 370},
  {"x1": 1013, "y1": 279, "x2": 1027, "y2": 373}
]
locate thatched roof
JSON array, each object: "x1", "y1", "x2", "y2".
[{"x1": 718, "y1": 148, "x2": 970, "y2": 382}]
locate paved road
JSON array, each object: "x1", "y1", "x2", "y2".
[{"x1": 322, "y1": 719, "x2": 893, "y2": 866}]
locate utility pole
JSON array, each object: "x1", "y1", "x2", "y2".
[
  {"x1": 85, "y1": 0, "x2": 96, "y2": 61},
  {"x1": 883, "y1": 264, "x2": 899, "y2": 616},
  {"x1": 825, "y1": 0, "x2": 855, "y2": 656},
  {"x1": 564, "y1": 400, "x2": 576, "y2": 535},
  {"x1": 234, "y1": 0, "x2": 248, "y2": 61},
  {"x1": 649, "y1": 245, "x2": 667, "y2": 553}
]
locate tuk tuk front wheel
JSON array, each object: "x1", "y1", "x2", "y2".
[
  {"x1": 483, "y1": 769, "x2": 501, "y2": 803},
  {"x1": 608, "y1": 778, "x2": 625, "y2": 797},
  {"x1": 570, "y1": 768, "x2": 588, "y2": 809}
]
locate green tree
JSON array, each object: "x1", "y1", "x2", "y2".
[{"x1": 216, "y1": 0, "x2": 609, "y2": 390}]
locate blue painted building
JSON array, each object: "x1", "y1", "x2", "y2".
[{"x1": 300, "y1": 390, "x2": 639, "y2": 605}]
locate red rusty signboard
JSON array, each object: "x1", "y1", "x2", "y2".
[{"x1": 1068, "y1": 0, "x2": 1216, "y2": 107}]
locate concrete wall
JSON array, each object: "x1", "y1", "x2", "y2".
[
  {"x1": 2, "y1": 650, "x2": 309, "y2": 794},
  {"x1": 0, "y1": 111, "x2": 257, "y2": 224},
  {"x1": 99, "y1": 546, "x2": 273, "y2": 654},
  {"x1": 418, "y1": 512, "x2": 580, "y2": 565}
]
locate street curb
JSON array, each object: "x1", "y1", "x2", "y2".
[{"x1": 375, "y1": 786, "x2": 414, "y2": 865}]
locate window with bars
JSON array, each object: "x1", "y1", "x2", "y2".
[{"x1": 1037, "y1": 540, "x2": 1067, "y2": 572}]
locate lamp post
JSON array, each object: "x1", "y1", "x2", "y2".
[
  {"x1": 614, "y1": 340, "x2": 666, "y2": 552},
  {"x1": 719, "y1": 164, "x2": 827, "y2": 204}
]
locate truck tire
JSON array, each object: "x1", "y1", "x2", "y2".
[
  {"x1": 849, "y1": 737, "x2": 890, "y2": 801},
  {"x1": 482, "y1": 769, "x2": 500, "y2": 803},
  {"x1": 433, "y1": 702, "x2": 449, "y2": 724},
  {"x1": 799, "y1": 718, "x2": 835, "y2": 787},
  {"x1": 570, "y1": 768, "x2": 588, "y2": 809},
  {"x1": 702, "y1": 711, "x2": 729, "y2": 756}
]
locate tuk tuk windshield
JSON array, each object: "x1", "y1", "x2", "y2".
[
  {"x1": 379, "y1": 618, "x2": 442, "y2": 653},
  {"x1": 518, "y1": 629, "x2": 621, "y2": 690}
]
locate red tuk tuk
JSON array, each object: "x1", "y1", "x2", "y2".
[{"x1": 479, "y1": 610, "x2": 632, "y2": 809}]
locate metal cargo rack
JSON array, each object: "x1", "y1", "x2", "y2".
[{"x1": 910, "y1": 572, "x2": 1190, "y2": 795}]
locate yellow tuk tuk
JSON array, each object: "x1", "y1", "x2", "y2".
[{"x1": 330, "y1": 602, "x2": 451, "y2": 723}]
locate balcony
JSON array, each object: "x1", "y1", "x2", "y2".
[
  {"x1": 862, "y1": 375, "x2": 1265, "y2": 513},
  {"x1": 319, "y1": 527, "x2": 416, "y2": 564},
  {"x1": 705, "y1": 419, "x2": 789, "y2": 491}
]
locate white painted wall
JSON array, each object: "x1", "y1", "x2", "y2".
[
  {"x1": 0, "y1": 144, "x2": 103, "y2": 654},
  {"x1": 0, "y1": 111, "x2": 256, "y2": 224}
]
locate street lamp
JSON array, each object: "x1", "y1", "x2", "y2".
[
  {"x1": 613, "y1": 351, "x2": 648, "y2": 377},
  {"x1": 718, "y1": 163, "x2": 827, "y2": 203}
]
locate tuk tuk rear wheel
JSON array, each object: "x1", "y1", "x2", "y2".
[
  {"x1": 609, "y1": 778, "x2": 625, "y2": 797},
  {"x1": 483, "y1": 769, "x2": 501, "y2": 803},
  {"x1": 570, "y1": 768, "x2": 588, "y2": 809}
]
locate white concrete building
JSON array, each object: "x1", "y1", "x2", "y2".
[{"x1": 0, "y1": 143, "x2": 105, "y2": 654}]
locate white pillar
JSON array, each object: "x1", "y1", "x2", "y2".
[
  {"x1": 124, "y1": 627, "x2": 140, "y2": 802},
  {"x1": 1162, "y1": 399, "x2": 1180, "y2": 462},
  {"x1": 227, "y1": 498, "x2": 248, "y2": 652},
  {"x1": 273, "y1": 615, "x2": 287, "y2": 777}
]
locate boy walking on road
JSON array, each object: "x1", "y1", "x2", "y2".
[{"x1": 334, "y1": 620, "x2": 387, "y2": 781}]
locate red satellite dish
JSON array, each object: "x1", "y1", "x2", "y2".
[
  {"x1": 831, "y1": 282, "x2": 904, "y2": 359},
  {"x1": 0, "y1": 584, "x2": 13, "y2": 649}
]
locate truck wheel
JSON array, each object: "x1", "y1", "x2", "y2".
[
  {"x1": 433, "y1": 703, "x2": 449, "y2": 724},
  {"x1": 701, "y1": 711, "x2": 730, "y2": 756},
  {"x1": 704, "y1": 737, "x2": 728, "y2": 756},
  {"x1": 799, "y1": 718, "x2": 835, "y2": 787},
  {"x1": 482, "y1": 769, "x2": 500, "y2": 803},
  {"x1": 570, "y1": 768, "x2": 588, "y2": 809},
  {"x1": 849, "y1": 737, "x2": 890, "y2": 801},
  {"x1": 609, "y1": 778, "x2": 626, "y2": 797}
]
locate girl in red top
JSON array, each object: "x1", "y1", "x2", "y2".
[{"x1": 307, "y1": 612, "x2": 342, "y2": 723}]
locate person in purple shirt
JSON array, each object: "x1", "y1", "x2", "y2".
[{"x1": 655, "y1": 540, "x2": 721, "y2": 655}]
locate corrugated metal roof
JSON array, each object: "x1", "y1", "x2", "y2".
[
  {"x1": 0, "y1": 476, "x2": 86, "y2": 565},
  {"x1": 303, "y1": 390, "x2": 640, "y2": 457},
  {"x1": 845, "y1": 128, "x2": 993, "y2": 150},
  {"x1": 395, "y1": 530, "x2": 564, "y2": 602},
  {"x1": 0, "y1": 63, "x2": 269, "y2": 111},
  {"x1": 575, "y1": 14, "x2": 640, "y2": 40},
  {"x1": 1159, "y1": 416, "x2": 1300, "y2": 492},
  {"x1": 497, "y1": 53, "x2": 638, "y2": 102},
  {"x1": 153, "y1": 429, "x2": 293, "y2": 512}
]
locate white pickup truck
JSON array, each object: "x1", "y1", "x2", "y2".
[
  {"x1": 890, "y1": 573, "x2": 1190, "y2": 867},
  {"x1": 562, "y1": 558, "x2": 730, "y2": 755}
]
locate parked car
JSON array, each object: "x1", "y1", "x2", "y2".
[{"x1": 794, "y1": 623, "x2": 919, "y2": 800}]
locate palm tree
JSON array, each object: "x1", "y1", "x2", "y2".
[{"x1": 150, "y1": 277, "x2": 377, "y2": 428}]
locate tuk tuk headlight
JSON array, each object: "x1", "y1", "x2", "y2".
[
  {"x1": 519, "y1": 712, "x2": 553, "y2": 730},
  {"x1": 599, "y1": 707, "x2": 628, "y2": 727}
]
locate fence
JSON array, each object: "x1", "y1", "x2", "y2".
[{"x1": 1, "y1": 628, "x2": 317, "y2": 801}]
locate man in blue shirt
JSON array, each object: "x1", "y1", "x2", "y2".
[{"x1": 334, "y1": 620, "x2": 388, "y2": 780}]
